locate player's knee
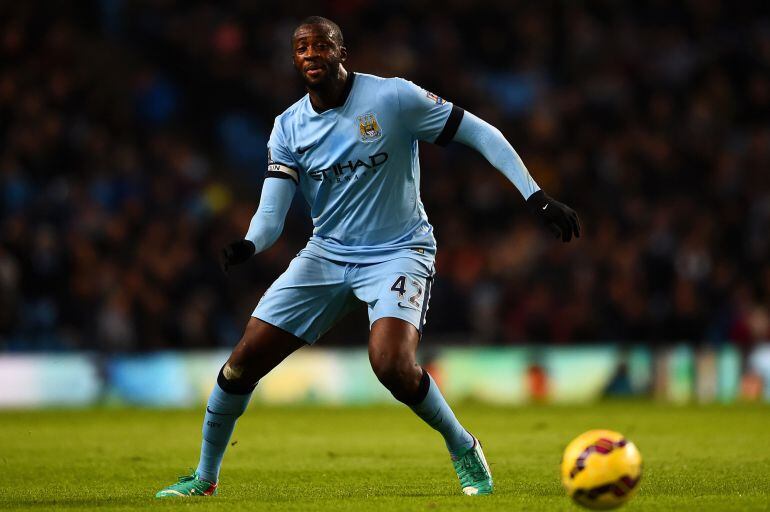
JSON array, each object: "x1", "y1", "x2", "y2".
[
  {"x1": 225, "y1": 327, "x2": 274, "y2": 385},
  {"x1": 225, "y1": 328, "x2": 278, "y2": 385},
  {"x1": 222, "y1": 319, "x2": 304, "y2": 391},
  {"x1": 371, "y1": 355, "x2": 420, "y2": 401}
]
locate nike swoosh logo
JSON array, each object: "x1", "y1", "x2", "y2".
[
  {"x1": 397, "y1": 302, "x2": 419, "y2": 310},
  {"x1": 206, "y1": 406, "x2": 234, "y2": 416},
  {"x1": 542, "y1": 204, "x2": 548, "y2": 210},
  {"x1": 296, "y1": 143, "x2": 317, "y2": 155}
]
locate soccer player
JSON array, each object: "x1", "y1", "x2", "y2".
[{"x1": 156, "y1": 16, "x2": 579, "y2": 498}]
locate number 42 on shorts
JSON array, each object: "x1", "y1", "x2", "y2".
[{"x1": 390, "y1": 275, "x2": 423, "y2": 309}]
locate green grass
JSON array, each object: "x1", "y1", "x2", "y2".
[{"x1": 1, "y1": 402, "x2": 769, "y2": 511}]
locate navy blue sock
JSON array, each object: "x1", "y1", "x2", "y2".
[
  {"x1": 408, "y1": 371, "x2": 474, "y2": 457},
  {"x1": 195, "y1": 378, "x2": 252, "y2": 483}
]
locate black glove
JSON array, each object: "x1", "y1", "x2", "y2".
[
  {"x1": 221, "y1": 239, "x2": 256, "y2": 273},
  {"x1": 526, "y1": 190, "x2": 581, "y2": 242}
]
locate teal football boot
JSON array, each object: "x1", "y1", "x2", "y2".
[
  {"x1": 155, "y1": 472, "x2": 218, "y2": 498},
  {"x1": 452, "y1": 437, "x2": 494, "y2": 495}
]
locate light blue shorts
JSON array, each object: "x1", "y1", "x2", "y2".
[{"x1": 253, "y1": 250, "x2": 435, "y2": 344}]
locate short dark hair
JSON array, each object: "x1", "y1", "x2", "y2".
[{"x1": 294, "y1": 16, "x2": 344, "y2": 46}]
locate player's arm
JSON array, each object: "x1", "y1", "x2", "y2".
[
  {"x1": 221, "y1": 124, "x2": 299, "y2": 273},
  {"x1": 221, "y1": 177, "x2": 295, "y2": 273},
  {"x1": 394, "y1": 77, "x2": 580, "y2": 242},
  {"x1": 452, "y1": 111, "x2": 580, "y2": 242}
]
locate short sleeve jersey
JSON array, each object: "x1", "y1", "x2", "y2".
[{"x1": 267, "y1": 72, "x2": 464, "y2": 263}]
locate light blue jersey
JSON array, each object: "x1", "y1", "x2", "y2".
[
  {"x1": 249, "y1": 71, "x2": 541, "y2": 342},
  {"x1": 266, "y1": 72, "x2": 463, "y2": 264}
]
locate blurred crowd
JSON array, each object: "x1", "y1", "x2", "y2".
[{"x1": 2, "y1": 0, "x2": 770, "y2": 351}]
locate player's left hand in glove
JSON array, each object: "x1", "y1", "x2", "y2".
[
  {"x1": 526, "y1": 190, "x2": 581, "y2": 242},
  {"x1": 221, "y1": 239, "x2": 256, "y2": 273}
]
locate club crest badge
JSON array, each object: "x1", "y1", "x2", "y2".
[{"x1": 357, "y1": 112, "x2": 382, "y2": 142}]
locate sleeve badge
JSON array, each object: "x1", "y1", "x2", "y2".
[{"x1": 426, "y1": 91, "x2": 446, "y2": 105}]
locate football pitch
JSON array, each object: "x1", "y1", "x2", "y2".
[{"x1": 2, "y1": 402, "x2": 769, "y2": 511}]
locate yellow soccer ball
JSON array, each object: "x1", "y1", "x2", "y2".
[{"x1": 560, "y1": 430, "x2": 642, "y2": 510}]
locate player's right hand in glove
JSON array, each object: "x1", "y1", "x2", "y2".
[
  {"x1": 221, "y1": 239, "x2": 256, "y2": 274},
  {"x1": 526, "y1": 190, "x2": 581, "y2": 242}
]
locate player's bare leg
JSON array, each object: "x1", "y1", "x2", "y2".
[
  {"x1": 368, "y1": 318, "x2": 493, "y2": 495},
  {"x1": 224, "y1": 317, "x2": 306, "y2": 390},
  {"x1": 156, "y1": 318, "x2": 304, "y2": 497},
  {"x1": 368, "y1": 318, "x2": 423, "y2": 402}
]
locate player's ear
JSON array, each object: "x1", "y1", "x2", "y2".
[{"x1": 339, "y1": 45, "x2": 347, "y2": 62}]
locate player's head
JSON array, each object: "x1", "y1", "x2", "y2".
[{"x1": 292, "y1": 16, "x2": 347, "y2": 89}]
